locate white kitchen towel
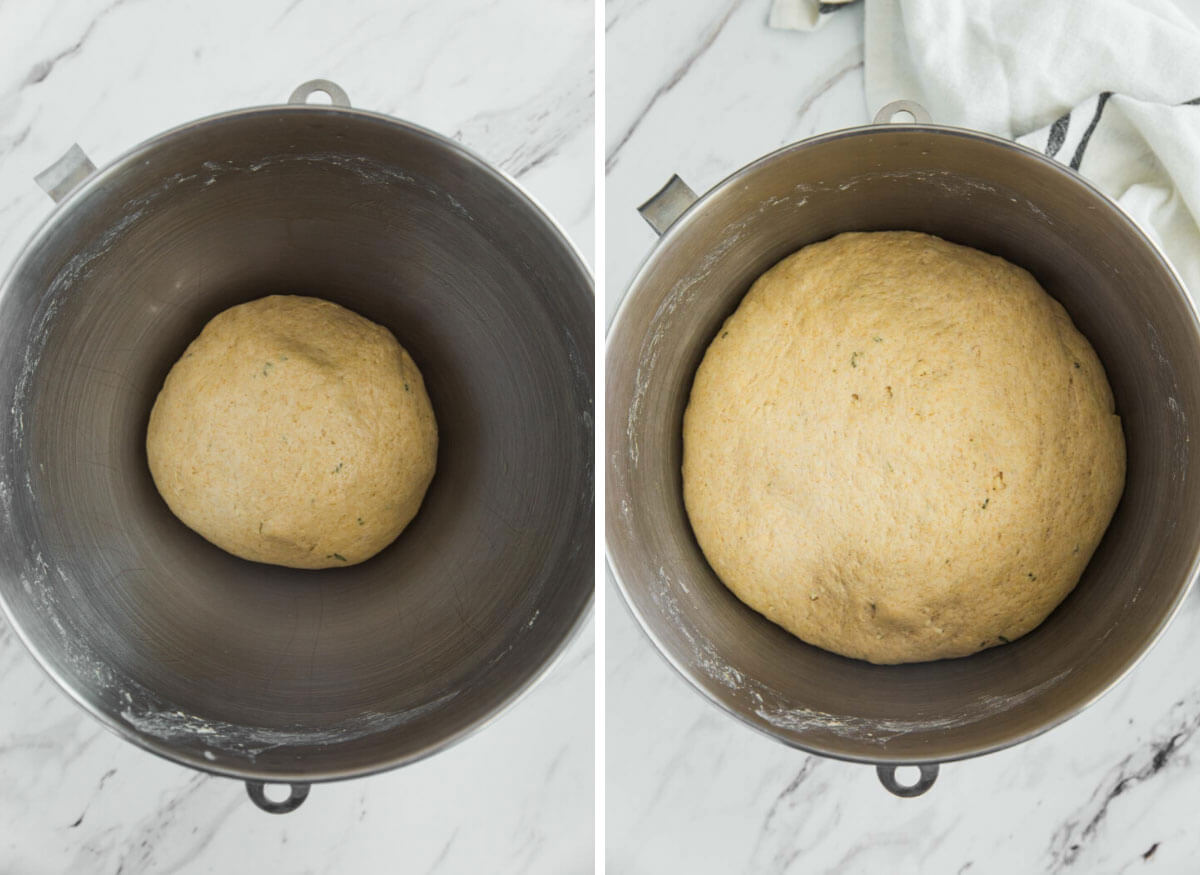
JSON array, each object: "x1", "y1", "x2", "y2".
[{"x1": 770, "y1": 0, "x2": 1200, "y2": 298}]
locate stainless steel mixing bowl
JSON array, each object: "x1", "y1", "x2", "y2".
[
  {"x1": 0, "y1": 81, "x2": 593, "y2": 812},
  {"x1": 606, "y1": 101, "x2": 1200, "y2": 796}
]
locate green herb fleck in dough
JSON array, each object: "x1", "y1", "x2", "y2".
[
  {"x1": 850, "y1": 351, "x2": 861, "y2": 368},
  {"x1": 332, "y1": 462, "x2": 343, "y2": 474},
  {"x1": 981, "y1": 497, "x2": 989, "y2": 509},
  {"x1": 1028, "y1": 572, "x2": 1036, "y2": 580},
  {"x1": 873, "y1": 336, "x2": 882, "y2": 343},
  {"x1": 332, "y1": 553, "x2": 347, "y2": 562},
  {"x1": 721, "y1": 331, "x2": 729, "y2": 338},
  {"x1": 357, "y1": 517, "x2": 364, "y2": 525},
  {"x1": 403, "y1": 382, "x2": 410, "y2": 392},
  {"x1": 1073, "y1": 361, "x2": 1081, "y2": 369},
  {"x1": 869, "y1": 603, "x2": 877, "y2": 616},
  {"x1": 998, "y1": 635, "x2": 1010, "y2": 643},
  {"x1": 262, "y1": 361, "x2": 274, "y2": 376}
]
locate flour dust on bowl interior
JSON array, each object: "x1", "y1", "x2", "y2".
[
  {"x1": 605, "y1": 105, "x2": 1200, "y2": 797},
  {"x1": 0, "y1": 83, "x2": 594, "y2": 810}
]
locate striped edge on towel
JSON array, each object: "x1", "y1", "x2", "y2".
[{"x1": 1043, "y1": 91, "x2": 1200, "y2": 170}]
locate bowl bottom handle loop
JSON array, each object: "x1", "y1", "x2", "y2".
[
  {"x1": 245, "y1": 780, "x2": 311, "y2": 814},
  {"x1": 876, "y1": 763, "x2": 939, "y2": 798}
]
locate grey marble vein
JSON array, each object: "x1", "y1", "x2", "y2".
[
  {"x1": 752, "y1": 757, "x2": 819, "y2": 857},
  {"x1": 452, "y1": 68, "x2": 592, "y2": 181},
  {"x1": 20, "y1": 0, "x2": 133, "y2": 91},
  {"x1": 270, "y1": 0, "x2": 307, "y2": 27},
  {"x1": 1047, "y1": 703, "x2": 1200, "y2": 871},
  {"x1": 606, "y1": 0, "x2": 649, "y2": 34},
  {"x1": 822, "y1": 815, "x2": 960, "y2": 875},
  {"x1": 102, "y1": 774, "x2": 243, "y2": 875},
  {"x1": 427, "y1": 826, "x2": 460, "y2": 873},
  {"x1": 745, "y1": 758, "x2": 824, "y2": 872},
  {"x1": 637, "y1": 712, "x2": 718, "y2": 821},
  {"x1": 605, "y1": 0, "x2": 743, "y2": 172},
  {"x1": 65, "y1": 768, "x2": 118, "y2": 832},
  {"x1": 792, "y1": 53, "x2": 862, "y2": 127},
  {"x1": 543, "y1": 742, "x2": 571, "y2": 783},
  {"x1": 1, "y1": 123, "x2": 31, "y2": 152},
  {"x1": 56, "y1": 726, "x2": 106, "y2": 771}
]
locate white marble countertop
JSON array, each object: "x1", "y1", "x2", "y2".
[
  {"x1": 0, "y1": 1, "x2": 593, "y2": 873},
  {"x1": 606, "y1": 1, "x2": 1200, "y2": 872}
]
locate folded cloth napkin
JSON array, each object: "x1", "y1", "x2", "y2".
[{"x1": 770, "y1": 0, "x2": 1200, "y2": 301}]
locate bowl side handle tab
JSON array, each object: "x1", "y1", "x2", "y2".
[
  {"x1": 34, "y1": 144, "x2": 97, "y2": 203},
  {"x1": 638, "y1": 174, "x2": 698, "y2": 236}
]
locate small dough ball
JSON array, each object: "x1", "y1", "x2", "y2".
[
  {"x1": 683, "y1": 231, "x2": 1125, "y2": 664},
  {"x1": 147, "y1": 295, "x2": 437, "y2": 569}
]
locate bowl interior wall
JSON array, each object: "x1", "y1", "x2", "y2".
[{"x1": 606, "y1": 127, "x2": 1200, "y2": 762}]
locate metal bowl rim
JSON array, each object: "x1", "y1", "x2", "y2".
[{"x1": 604, "y1": 119, "x2": 1200, "y2": 765}]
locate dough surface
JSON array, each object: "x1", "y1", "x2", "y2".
[
  {"x1": 682, "y1": 232, "x2": 1125, "y2": 664},
  {"x1": 147, "y1": 295, "x2": 437, "y2": 569}
]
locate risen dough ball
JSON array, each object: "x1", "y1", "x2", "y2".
[
  {"x1": 147, "y1": 295, "x2": 437, "y2": 569},
  {"x1": 682, "y1": 232, "x2": 1125, "y2": 664}
]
